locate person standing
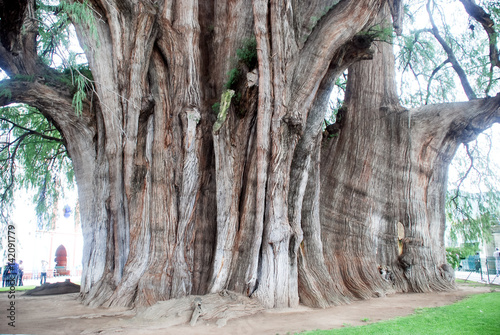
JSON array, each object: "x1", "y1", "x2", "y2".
[
  {"x1": 2, "y1": 265, "x2": 8, "y2": 287},
  {"x1": 6, "y1": 261, "x2": 18, "y2": 287},
  {"x1": 494, "y1": 248, "x2": 500, "y2": 276},
  {"x1": 18, "y1": 260, "x2": 24, "y2": 286},
  {"x1": 40, "y1": 260, "x2": 47, "y2": 285}
]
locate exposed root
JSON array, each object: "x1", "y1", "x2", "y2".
[{"x1": 134, "y1": 290, "x2": 264, "y2": 328}]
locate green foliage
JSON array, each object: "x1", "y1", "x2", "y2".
[
  {"x1": 36, "y1": 1, "x2": 72, "y2": 66},
  {"x1": 446, "y1": 190, "x2": 499, "y2": 247},
  {"x1": 446, "y1": 245, "x2": 479, "y2": 269},
  {"x1": 224, "y1": 68, "x2": 240, "y2": 90},
  {"x1": 222, "y1": 36, "x2": 257, "y2": 90},
  {"x1": 360, "y1": 24, "x2": 394, "y2": 43},
  {"x1": 0, "y1": 88, "x2": 12, "y2": 101},
  {"x1": 446, "y1": 133, "x2": 500, "y2": 247},
  {"x1": 302, "y1": 292, "x2": 500, "y2": 334},
  {"x1": 236, "y1": 37, "x2": 257, "y2": 69},
  {"x1": 211, "y1": 102, "x2": 220, "y2": 114},
  {"x1": 36, "y1": 0, "x2": 97, "y2": 65},
  {"x1": 12, "y1": 74, "x2": 35, "y2": 83},
  {"x1": 396, "y1": 1, "x2": 500, "y2": 105},
  {"x1": 59, "y1": 0, "x2": 99, "y2": 44},
  {"x1": 0, "y1": 104, "x2": 74, "y2": 232},
  {"x1": 70, "y1": 69, "x2": 88, "y2": 116},
  {"x1": 34, "y1": 1, "x2": 94, "y2": 115}
]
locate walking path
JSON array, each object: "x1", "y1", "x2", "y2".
[{"x1": 455, "y1": 270, "x2": 500, "y2": 285}]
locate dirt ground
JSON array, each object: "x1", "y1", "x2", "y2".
[{"x1": 0, "y1": 283, "x2": 493, "y2": 335}]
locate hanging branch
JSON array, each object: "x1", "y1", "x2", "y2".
[
  {"x1": 450, "y1": 143, "x2": 474, "y2": 207},
  {"x1": 0, "y1": 131, "x2": 29, "y2": 203},
  {"x1": 426, "y1": 0, "x2": 477, "y2": 100},
  {"x1": 425, "y1": 58, "x2": 450, "y2": 104}
]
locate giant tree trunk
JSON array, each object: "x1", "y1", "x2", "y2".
[{"x1": 1, "y1": 0, "x2": 499, "y2": 310}]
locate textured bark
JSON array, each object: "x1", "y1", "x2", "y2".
[
  {"x1": 1, "y1": 0, "x2": 499, "y2": 311},
  {"x1": 319, "y1": 27, "x2": 500, "y2": 301}
]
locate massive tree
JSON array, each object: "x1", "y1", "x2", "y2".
[{"x1": 1, "y1": 0, "x2": 499, "y2": 309}]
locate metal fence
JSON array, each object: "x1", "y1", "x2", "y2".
[{"x1": 459, "y1": 256, "x2": 498, "y2": 275}]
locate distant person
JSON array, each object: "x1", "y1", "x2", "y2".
[
  {"x1": 494, "y1": 248, "x2": 500, "y2": 276},
  {"x1": 40, "y1": 260, "x2": 48, "y2": 285},
  {"x1": 2, "y1": 265, "x2": 8, "y2": 287},
  {"x1": 18, "y1": 260, "x2": 24, "y2": 286},
  {"x1": 6, "y1": 261, "x2": 18, "y2": 287},
  {"x1": 474, "y1": 252, "x2": 481, "y2": 272}
]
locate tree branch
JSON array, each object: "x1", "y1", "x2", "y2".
[
  {"x1": 0, "y1": 117, "x2": 63, "y2": 143},
  {"x1": 426, "y1": 0, "x2": 477, "y2": 100},
  {"x1": 425, "y1": 58, "x2": 450, "y2": 105},
  {"x1": 451, "y1": 143, "x2": 474, "y2": 204},
  {"x1": 388, "y1": 0, "x2": 404, "y2": 35},
  {"x1": 414, "y1": 93, "x2": 500, "y2": 146},
  {"x1": 459, "y1": 0, "x2": 500, "y2": 69},
  {"x1": 289, "y1": 0, "x2": 382, "y2": 116},
  {"x1": 0, "y1": 131, "x2": 29, "y2": 203},
  {"x1": 0, "y1": 79, "x2": 79, "y2": 122}
]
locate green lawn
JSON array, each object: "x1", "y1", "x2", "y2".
[
  {"x1": 455, "y1": 279, "x2": 499, "y2": 288},
  {"x1": 0, "y1": 285, "x2": 36, "y2": 292},
  {"x1": 302, "y1": 291, "x2": 500, "y2": 335}
]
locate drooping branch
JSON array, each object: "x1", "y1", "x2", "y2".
[
  {"x1": 425, "y1": 58, "x2": 450, "y2": 104},
  {"x1": 450, "y1": 143, "x2": 474, "y2": 207},
  {"x1": 0, "y1": 131, "x2": 29, "y2": 203},
  {"x1": 426, "y1": 0, "x2": 477, "y2": 100}
]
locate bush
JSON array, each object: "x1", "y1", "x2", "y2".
[
  {"x1": 236, "y1": 37, "x2": 257, "y2": 69},
  {"x1": 446, "y1": 244, "x2": 479, "y2": 269}
]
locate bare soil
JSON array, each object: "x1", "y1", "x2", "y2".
[{"x1": 0, "y1": 283, "x2": 493, "y2": 335}]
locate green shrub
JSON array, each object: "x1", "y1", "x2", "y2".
[
  {"x1": 236, "y1": 37, "x2": 257, "y2": 69},
  {"x1": 224, "y1": 68, "x2": 240, "y2": 89}
]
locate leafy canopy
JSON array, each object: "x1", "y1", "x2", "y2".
[{"x1": 0, "y1": 104, "x2": 74, "y2": 230}]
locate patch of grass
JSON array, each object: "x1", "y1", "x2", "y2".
[
  {"x1": 455, "y1": 279, "x2": 498, "y2": 289},
  {"x1": 0, "y1": 285, "x2": 36, "y2": 292},
  {"x1": 302, "y1": 292, "x2": 500, "y2": 334}
]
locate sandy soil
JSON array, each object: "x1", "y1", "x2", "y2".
[{"x1": 0, "y1": 284, "x2": 493, "y2": 335}]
